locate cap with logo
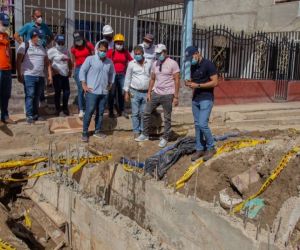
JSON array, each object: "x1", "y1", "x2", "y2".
[
  {"x1": 29, "y1": 28, "x2": 44, "y2": 38},
  {"x1": 185, "y1": 46, "x2": 198, "y2": 58},
  {"x1": 73, "y1": 31, "x2": 83, "y2": 42},
  {"x1": 0, "y1": 13, "x2": 10, "y2": 27},
  {"x1": 55, "y1": 34, "x2": 65, "y2": 43},
  {"x1": 155, "y1": 44, "x2": 167, "y2": 54}
]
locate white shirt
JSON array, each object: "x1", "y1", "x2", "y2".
[
  {"x1": 17, "y1": 41, "x2": 47, "y2": 77},
  {"x1": 124, "y1": 59, "x2": 152, "y2": 92},
  {"x1": 47, "y1": 45, "x2": 70, "y2": 77},
  {"x1": 139, "y1": 43, "x2": 156, "y2": 62}
]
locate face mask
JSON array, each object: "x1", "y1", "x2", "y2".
[
  {"x1": 115, "y1": 44, "x2": 123, "y2": 51},
  {"x1": 158, "y1": 54, "x2": 165, "y2": 62},
  {"x1": 36, "y1": 17, "x2": 42, "y2": 25},
  {"x1": 143, "y1": 42, "x2": 150, "y2": 49},
  {"x1": 75, "y1": 40, "x2": 83, "y2": 46},
  {"x1": 191, "y1": 59, "x2": 198, "y2": 65},
  {"x1": 98, "y1": 51, "x2": 106, "y2": 59},
  {"x1": 134, "y1": 54, "x2": 143, "y2": 62},
  {"x1": 56, "y1": 44, "x2": 64, "y2": 50}
]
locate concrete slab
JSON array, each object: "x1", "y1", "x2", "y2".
[{"x1": 231, "y1": 166, "x2": 261, "y2": 194}]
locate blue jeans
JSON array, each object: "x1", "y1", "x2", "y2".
[
  {"x1": 192, "y1": 98, "x2": 215, "y2": 151},
  {"x1": 24, "y1": 75, "x2": 44, "y2": 119},
  {"x1": 108, "y1": 74, "x2": 125, "y2": 114},
  {"x1": 0, "y1": 70, "x2": 12, "y2": 121},
  {"x1": 83, "y1": 92, "x2": 108, "y2": 136},
  {"x1": 130, "y1": 89, "x2": 147, "y2": 133},
  {"x1": 74, "y1": 66, "x2": 85, "y2": 111}
]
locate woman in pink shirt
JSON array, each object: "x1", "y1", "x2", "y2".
[{"x1": 107, "y1": 33, "x2": 132, "y2": 118}]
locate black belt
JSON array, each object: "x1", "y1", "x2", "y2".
[{"x1": 130, "y1": 87, "x2": 148, "y2": 93}]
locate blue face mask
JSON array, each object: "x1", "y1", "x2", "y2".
[
  {"x1": 159, "y1": 55, "x2": 165, "y2": 61},
  {"x1": 134, "y1": 54, "x2": 143, "y2": 62},
  {"x1": 98, "y1": 51, "x2": 106, "y2": 59},
  {"x1": 191, "y1": 59, "x2": 198, "y2": 65}
]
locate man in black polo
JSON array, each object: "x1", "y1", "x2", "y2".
[{"x1": 184, "y1": 46, "x2": 218, "y2": 161}]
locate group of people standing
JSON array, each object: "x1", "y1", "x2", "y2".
[{"x1": 0, "y1": 8, "x2": 219, "y2": 162}]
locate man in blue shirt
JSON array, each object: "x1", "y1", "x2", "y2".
[
  {"x1": 14, "y1": 9, "x2": 53, "y2": 48},
  {"x1": 79, "y1": 40, "x2": 115, "y2": 142},
  {"x1": 185, "y1": 46, "x2": 218, "y2": 162}
]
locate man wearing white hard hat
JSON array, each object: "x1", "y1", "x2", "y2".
[
  {"x1": 95, "y1": 24, "x2": 114, "y2": 52},
  {"x1": 135, "y1": 44, "x2": 180, "y2": 148}
]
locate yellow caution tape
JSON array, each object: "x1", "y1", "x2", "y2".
[
  {"x1": 56, "y1": 154, "x2": 112, "y2": 165},
  {"x1": 0, "y1": 170, "x2": 55, "y2": 182},
  {"x1": 24, "y1": 209, "x2": 32, "y2": 229},
  {"x1": 122, "y1": 164, "x2": 143, "y2": 174},
  {"x1": 173, "y1": 139, "x2": 269, "y2": 190},
  {"x1": 68, "y1": 159, "x2": 88, "y2": 174},
  {"x1": 0, "y1": 238, "x2": 16, "y2": 250},
  {"x1": 0, "y1": 154, "x2": 112, "y2": 170},
  {"x1": 232, "y1": 146, "x2": 300, "y2": 214},
  {"x1": 0, "y1": 157, "x2": 48, "y2": 169}
]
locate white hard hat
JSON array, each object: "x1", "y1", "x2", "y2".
[
  {"x1": 155, "y1": 44, "x2": 167, "y2": 53},
  {"x1": 102, "y1": 25, "x2": 114, "y2": 35}
]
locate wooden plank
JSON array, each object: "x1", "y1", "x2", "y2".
[
  {"x1": 30, "y1": 205, "x2": 65, "y2": 246},
  {"x1": 24, "y1": 190, "x2": 66, "y2": 228}
]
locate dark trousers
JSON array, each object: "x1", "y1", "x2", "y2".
[
  {"x1": 83, "y1": 92, "x2": 108, "y2": 136},
  {"x1": 143, "y1": 92, "x2": 173, "y2": 140},
  {"x1": 108, "y1": 74, "x2": 125, "y2": 114},
  {"x1": 0, "y1": 70, "x2": 12, "y2": 121},
  {"x1": 53, "y1": 74, "x2": 70, "y2": 111}
]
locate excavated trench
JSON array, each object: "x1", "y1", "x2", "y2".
[{"x1": 0, "y1": 129, "x2": 300, "y2": 249}]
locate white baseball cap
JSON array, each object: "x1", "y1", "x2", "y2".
[
  {"x1": 102, "y1": 25, "x2": 114, "y2": 35},
  {"x1": 155, "y1": 44, "x2": 167, "y2": 53}
]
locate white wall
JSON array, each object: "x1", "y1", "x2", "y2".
[{"x1": 194, "y1": 0, "x2": 300, "y2": 32}]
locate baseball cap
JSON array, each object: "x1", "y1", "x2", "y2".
[
  {"x1": 55, "y1": 34, "x2": 65, "y2": 43},
  {"x1": 73, "y1": 31, "x2": 83, "y2": 42},
  {"x1": 0, "y1": 13, "x2": 10, "y2": 27},
  {"x1": 185, "y1": 46, "x2": 198, "y2": 58},
  {"x1": 144, "y1": 33, "x2": 154, "y2": 42},
  {"x1": 30, "y1": 28, "x2": 43, "y2": 38},
  {"x1": 155, "y1": 44, "x2": 167, "y2": 53}
]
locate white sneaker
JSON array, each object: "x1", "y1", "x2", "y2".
[
  {"x1": 78, "y1": 110, "x2": 85, "y2": 118},
  {"x1": 135, "y1": 134, "x2": 149, "y2": 142},
  {"x1": 158, "y1": 138, "x2": 168, "y2": 148}
]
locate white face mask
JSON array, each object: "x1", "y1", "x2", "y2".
[
  {"x1": 143, "y1": 42, "x2": 150, "y2": 49},
  {"x1": 75, "y1": 40, "x2": 83, "y2": 46},
  {"x1": 56, "y1": 44, "x2": 64, "y2": 50},
  {"x1": 115, "y1": 44, "x2": 123, "y2": 51},
  {"x1": 36, "y1": 17, "x2": 42, "y2": 25}
]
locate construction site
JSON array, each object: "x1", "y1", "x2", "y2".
[
  {"x1": 0, "y1": 99, "x2": 300, "y2": 250},
  {"x1": 0, "y1": 0, "x2": 300, "y2": 249}
]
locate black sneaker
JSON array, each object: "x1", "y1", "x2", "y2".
[
  {"x1": 191, "y1": 151, "x2": 205, "y2": 161},
  {"x1": 26, "y1": 118, "x2": 35, "y2": 124},
  {"x1": 203, "y1": 148, "x2": 217, "y2": 161}
]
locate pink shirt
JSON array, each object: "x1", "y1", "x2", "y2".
[{"x1": 152, "y1": 57, "x2": 180, "y2": 95}]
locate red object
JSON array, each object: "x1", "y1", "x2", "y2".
[
  {"x1": 214, "y1": 79, "x2": 276, "y2": 105},
  {"x1": 0, "y1": 33, "x2": 11, "y2": 70},
  {"x1": 107, "y1": 49, "x2": 132, "y2": 74},
  {"x1": 71, "y1": 41, "x2": 94, "y2": 67}
]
